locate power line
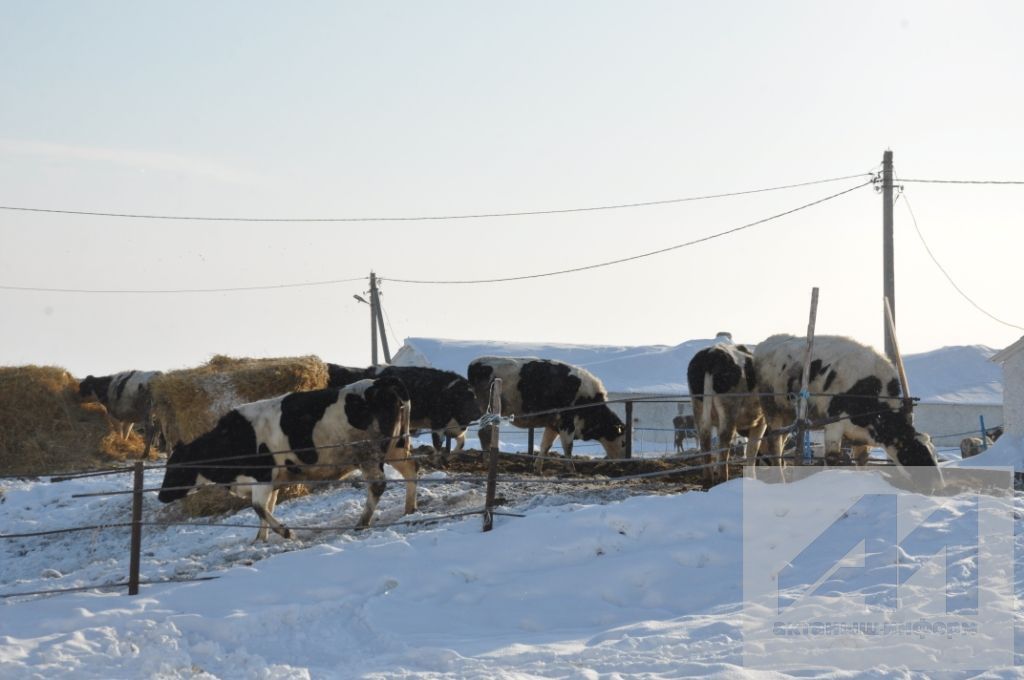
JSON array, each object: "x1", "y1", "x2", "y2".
[
  {"x1": 901, "y1": 190, "x2": 1024, "y2": 331},
  {"x1": 0, "y1": 276, "x2": 367, "y2": 295},
  {"x1": 385, "y1": 179, "x2": 874, "y2": 285},
  {"x1": 0, "y1": 173, "x2": 873, "y2": 222},
  {"x1": 897, "y1": 178, "x2": 1024, "y2": 186}
]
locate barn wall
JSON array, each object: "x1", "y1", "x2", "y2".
[
  {"x1": 913, "y1": 402, "x2": 1004, "y2": 452},
  {"x1": 1002, "y1": 355, "x2": 1024, "y2": 437},
  {"x1": 607, "y1": 392, "x2": 691, "y2": 452}
]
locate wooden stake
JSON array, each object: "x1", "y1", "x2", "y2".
[
  {"x1": 483, "y1": 379, "x2": 502, "y2": 532},
  {"x1": 128, "y1": 462, "x2": 144, "y2": 596},
  {"x1": 796, "y1": 288, "x2": 820, "y2": 465}
]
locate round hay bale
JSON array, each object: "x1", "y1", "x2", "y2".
[
  {"x1": 0, "y1": 366, "x2": 154, "y2": 476},
  {"x1": 151, "y1": 355, "x2": 329, "y2": 446}
]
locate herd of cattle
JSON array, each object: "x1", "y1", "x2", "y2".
[{"x1": 77, "y1": 334, "x2": 947, "y2": 541}]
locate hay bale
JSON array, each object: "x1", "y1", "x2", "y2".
[
  {"x1": 0, "y1": 366, "x2": 152, "y2": 476},
  {"x1": 150, "y1": 354, "x2": 329, "y2": 446}
]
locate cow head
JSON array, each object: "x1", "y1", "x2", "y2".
[
  {"x1": 362, "y1": 376, "x2": 412, "y2": 453},
  {"x1": 78, "y1": 374, "x2": 111, "y2": 402},
  {"x1": 892, "y1": 430, "x2": 939, "y2": 467},
  {"x1": 445, "y1": 379, "x2": 483, "y2": 428},
  {"x1": 158, "y1": 441, "x2": 200, "y2": 503},
  {"x1": 578, "y1": 401, "x2": 627, "y2": 459}
]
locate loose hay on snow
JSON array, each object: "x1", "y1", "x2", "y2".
[{"x1": 0, "y1": 366, "x2": 152, "y2": 476}]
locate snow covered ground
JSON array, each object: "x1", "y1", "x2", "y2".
[
  {"x1": 2, "y1": 454, "x2": 1022, "y2": 678},
  {"x1": 1, "y1": 336, "x2": 1017, "y2": 678}
]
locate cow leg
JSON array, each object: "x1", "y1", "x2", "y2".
[
  {"x1": 716, "y1": 409, "x2": 738, "y2": 485},
  {"x1": 743, "y1": 419, "x2": 768, "y2": 480},
  {"x1": 250, "y1": 484, "x2": 291, "y2": 542},
  {"x1": 430, "y1": 428, "x2": 444, "y2": 452},
  {"x1": 851, "y1": 444, "x2": 871, "y2": 467},
  {"x1": 559, "y1": 430, "x2": 574, "y2": 458},
  {"x1": 822, "y1": 424, "x2": 844, "y2": 466},
  {"x1": 533, "y1": 426, "x2": 560, "y2": 473},
  {"x1": 357, "y1": 464, "x2": 387, "y2": 529},
  {"x1": 387, "y1": 455, "x2": 419, "y2": 515},
  {"x1": 452, "y1": 429, "x2": 467, "y2": 453},
  {"x1": 478, "y1": 424, "x2": 493, "y2": 451},
  {"x1": 693, "y1": 400, "x2": 715, "y2": 479}
]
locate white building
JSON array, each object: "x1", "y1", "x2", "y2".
[{"x1": 991, "y1": 336, "x2": 1024, "y2": 437}]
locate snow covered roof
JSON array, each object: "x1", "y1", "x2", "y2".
[
  {"x1": 394, "y1": 336, "x2": 1003, "y2": 403},
  {"x1": 991, "y1": 335, "x2": 1024, "y2": 364}
]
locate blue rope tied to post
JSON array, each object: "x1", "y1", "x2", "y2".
[{"x1": 798, "y1": 389, "x2": 811, "y2": 400}]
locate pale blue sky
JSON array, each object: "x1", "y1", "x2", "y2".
[{"x1": 1, "y1": 1, "x2": 1022, "y2": 376}]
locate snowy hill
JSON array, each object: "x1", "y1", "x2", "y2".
[{"x1": 395, "y1": 336, "x2": 1003, "y2": 402}]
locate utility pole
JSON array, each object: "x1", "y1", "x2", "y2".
[
  {"x1": 369, "y1": 272, "x2": 379, "y2": 366},
  {"x1": 882, "y1": 149, "x2": 895, "y2": 363},
  {"x1": 371, "y1": 274, "x2": 392, "y2": 364},
  {"x1": 366, "y1": 272, "x2": 392, "y2": 366}
]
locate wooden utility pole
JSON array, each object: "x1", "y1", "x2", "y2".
[
  {"x1": 370, "y1": 274, "x2": 392, "y2": 364},
  {"x1": 365, "y1": 272, "x2": 392, "y2": 366},
  {"x1": 369, "y1": 272, "x2": 379, "y2": 366},
  {"x1": 882, "y1": 150, "x2": 896, "y2": 363}
]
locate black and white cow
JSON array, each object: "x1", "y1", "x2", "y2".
[
  {"x1": 158, "y1": 377, "x2": 416, "y2": 541},
  {"x1": 79, "y1": 370, "x2": 161, "y2": 440},
  {"x1": 326, "y1": 364, "x2": 376, "y2": 389},
  {"x1": 374, "y1": 366, "x2": 481, "y2": 453},
  {"x1": 328, "y1": 364, "x2": 481, "y2": 453},
  {"x1": 467, "y1": 356, "x2": 626, "y2": 471},
  {"x1": 686, "y1": 343, "x2": 767, "y2": 484},
  {"x1": 753, "y1": 334, "x2": 938, "y2": 470}
]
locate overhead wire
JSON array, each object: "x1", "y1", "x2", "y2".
[
  {"x1": 0, "y1": 276, "x2": 368, "y2": 295},
  {"x1": 0, "y1": 172, "x2": 873, "y2": 222},
  {"x1": 897, "y1": 178, "x2": 1024, "y2": 186},
  {"x1": 900, "y1": 190, "x2": 1024, "y2": 331},
  {"x1": 0, "y1": 178, "x2": 873, "y2": 294},
  {"x1": 384, "y1": 179, "x2": 874, "y2": 285}
]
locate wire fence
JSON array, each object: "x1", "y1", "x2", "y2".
[{"x1": 0, "y1": 391, "x2": 994, "y2": 600}]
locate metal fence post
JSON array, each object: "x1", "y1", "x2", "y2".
[
  {"x1": 483, "y1": 378, "x2": 502, "y2": 532},
  {"x1": 624, "y1": 401, "x2": 633, "y2": 459},
  {"x1": 128, "y1": 461, "x2": 144, "y2": 596}
]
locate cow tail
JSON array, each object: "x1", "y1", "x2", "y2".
[{"x1": 700, "y1": 373, "x2": 715, "y2": 434}]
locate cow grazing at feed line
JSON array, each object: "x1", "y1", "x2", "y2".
[
  {"x1": 686, "y1": 343, "x2": 767, "y2": 485},
  {"x1": 672, "y1": 414, "x2": 695, "y2": 453},
  {"x1": 467, "y1": 356, "x2": 626, "y2": 472},
  {"x1": 157, "y1": 377, "x2": 416, "y2": 542},
  {"x1": 374, "y1": 366, "x2": 481, "y2": 454},
  {"x1": 327, "y1": 364, "x2": 482, "y2": 454},
  {"x1": 79, "y1": 370, "x2": 162, "y2": 440},
  {"x1": 753, "y1": 334, "x2": 939, "y2": 476}
]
